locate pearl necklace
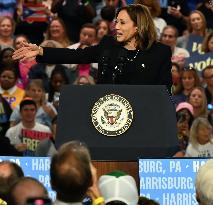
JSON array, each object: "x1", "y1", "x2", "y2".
[{"x1": 126, "y1": 50, "x2": 140, "y2": 62}]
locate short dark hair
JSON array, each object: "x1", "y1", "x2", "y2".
[
  {"x1": 50, "y1": 141, "x2": 92, "y2": 202},
  {"x1": 0, "y1": 161, "x2": 24, "y2": 201},
  {"x1": 20, "y1": 98, "x2": 37, "y2": 112},
  {"x1": 101, "y1": 6, "x2": 116, "y2": 22},
  {"x1": 201, "y1": 65, "x2": 213, "y2": 78}
]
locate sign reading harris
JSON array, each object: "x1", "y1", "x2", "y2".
[{"x1": 139, "y1": 158, "x2": 210, "y2": 205}]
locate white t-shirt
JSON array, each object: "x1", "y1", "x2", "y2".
[
  {"x1": 185, "y1": 141, "x2": 213, "y2": 157},
  {"x1": 6, "y1": 122, "x2": 51, "y2": 145}
]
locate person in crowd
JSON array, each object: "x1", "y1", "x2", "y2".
[
  {"x1": 202, "y1": 65, "x2": 213, "y2": 104},
  {"x1": 94, "y1": 0, "x2": 127, "y2": 25},
  {"x1": 51, "y1": 0, "x2": 96, "y2": 43},
  {"x1": 98, "y1": 170, "x2": 139, "y2": 205},
  {"x1": 0, "y1": 16, "x2": 14, "y2": 50},
  {"x1": 95, "y1": 19, "x2": 110, "y2": 44},
  {"x1": 50, "y1": 140, "x2": 104, "y2": 205},
  {"x1": 44, "y1": 17, "x2": 71, "y2": 48},
  {"x1": 10, "y1": 79, "x2": 57, "y2": 128},
  {"x1": 0, "y1": 66, "x2": 25, "y2": 110},
  {"x1": 15, "y1": 0, "x2": 51, "y2": 45},
  {"x1": 188, "y1": 86, "x2": 208, "y2": 119},
  {"x1": 197, "y1": 0, "x2": 213, "y2": 30},
  {"x1": 73, "y1": 75, "x2": 96, "y2": 85},
  {"x1": 201, "y1": 31, "x2": 213, "y2": 53},
  {"x1": 28, "y1": 39, "x2": 65, "y2": 91},
  {"x1": 13, "y1": 4, "x2": 173, "y2": 91},
  {"x1": 65, "y1": 23, "x2": 98, "y2": 82},
  {"x1": 0, "y1": 93, "x2": 12, "y2": 136},
  {"x1": 174, "y1": 102, "x2": 194, "y2": 157},
  {"x1": 185, "y1": 117, "x2": 213, "y2": 157},
  {"x1": 160, "y1": 25, "x2": 190, "y2": 68},
  {"x1": 134, "y1": 0, "x2": 167, "y2": 38},
  {"x1": 160, "y1": 0, "x2": 190, "y2": 36},
  {"x1": 13, "y1": 35, "x2": 37, "y2": 89},
  {"x1": 100, "y1": 5, "x2": 116, "y2": 35},
  {"x1": 171, "y1": 62, "x2": 181, "y2": 94},
  {"x1": 195, "y1": 159, "x2": 213, "y2": 205},
  {"x1": 177, "y1": 10, "x2": 207, "y2": 49},
  {"x1": 0, "y1": 161, "x2": 24, "y2": 204},
  {"x1": 7, "y1": 177, "x2": 49, "y2": 205},
  {"x1": 173, "y1": 68, "x2": 200, "y2": 106},
  {"x1": 0, "y1": 47, "x2": 15, "y2": 67},
  {"x1": 48, "y1": 66, "x2": 69, "y2": 111},
  {"x1": 6, "y1": 98, "x2": 52, "y2": 155}
]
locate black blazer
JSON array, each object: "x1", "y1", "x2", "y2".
[{"x1": 37, "y1": 36, "x2": 172, "y2": 90}]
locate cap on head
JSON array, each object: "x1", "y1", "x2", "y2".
[{"x1": 98, "y1": 171, "x2": 139, "y2": 205}]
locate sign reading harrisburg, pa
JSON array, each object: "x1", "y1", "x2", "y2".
[{"x1": 139, "y1": 158, "x2": 211, "y2": 205}]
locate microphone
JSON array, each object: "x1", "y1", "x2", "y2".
[
  {"x1": 113, "y1": 49, "x2": 127, "y2": 83},
  {"x1": 99, "y1": 50, "x2": 110, "y2": 83}
]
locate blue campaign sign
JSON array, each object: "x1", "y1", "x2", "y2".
[
  {"x1": 0, "y1": 156, "x2": 56, "y2": 200},
  {"x1": 185, "y1": 52, "x2": 213, "y2": 73},
  {"x1": 139, "y1": 158, "x2": 211, "y2": 205},
  {"x1": 159, "y1": 0, "x2": 168, "y2": 8},
  {"x1": 186, "y1": 35, "x2": 204, "y2": 56}
]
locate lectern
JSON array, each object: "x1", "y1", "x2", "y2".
[{"x1": 56, "y1": 85, "x2": 178, "y2": 180}]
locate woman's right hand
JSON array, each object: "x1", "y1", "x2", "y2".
[{"x1": 12, "y1": 43, "x2": 42, "y2": 61}]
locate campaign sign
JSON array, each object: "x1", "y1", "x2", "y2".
[
  {"x1": 185, "y1": 52, "x2": 213, "y2": 73},
  {"x1": 0, "y1": 156, "x2": 56, "y2": 200},
  {"x1": 186, "y1": 35, "x2": 204, "y2": 56},
  {"x1": 139, "y1": 158, "x2": 211, "y2": 205},
  {"x1": 159, "y1": 0, "x2": 168, "y2": 8}
]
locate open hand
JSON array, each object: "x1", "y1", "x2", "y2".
[{"x1": 12, "y1": 43, "x2": 40, "y2": 61}]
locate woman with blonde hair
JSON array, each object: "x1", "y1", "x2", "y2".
[
  {"x1": 0, "y1": 16, "x2": 15, "y2": 49},
  {"x1": 177, "y1": 10, "x2": 207, "y2": 49},
  {"x1": 185, "y1": 117, "x2": 213, "y2": 157},
  {"x1": 13, "y1": 4, "x2": 172, "y2": 90},
  {"x1": 45, "y1": 17, "x2": 71, "y2": 48},
  {"x1": 188, "y1": 86, "x2": 208, "y2": 119}
]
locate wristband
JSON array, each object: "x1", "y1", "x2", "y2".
[{"x1": 92, "y1": 197, "x2": 105, "y2": 205}]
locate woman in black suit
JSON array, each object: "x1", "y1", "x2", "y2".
[{"x1": 13, "y1": 4, "x2": 172, "y2": 91}]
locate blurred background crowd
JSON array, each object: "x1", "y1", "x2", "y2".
[{"x1": 0, "y1": 0, "x2": 212, "y2": 158}]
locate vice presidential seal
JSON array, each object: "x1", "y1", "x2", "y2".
[{"x1": 91, "y1": 94, "x2": 133, "y2": 136}]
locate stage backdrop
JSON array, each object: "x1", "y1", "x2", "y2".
[{"x1": 139, "y1": 158, "x2": 211, "y2": 205}]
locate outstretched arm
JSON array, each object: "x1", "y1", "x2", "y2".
[{"x1": 13, "y1": 42, "x2": 101, "y2": 64}]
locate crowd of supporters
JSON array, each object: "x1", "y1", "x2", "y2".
[{"x1": 0, "y1": 0, "x2": 212, "y2": 157}]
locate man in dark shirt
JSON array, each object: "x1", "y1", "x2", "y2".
[{"x1": 202, "y1": 65, "x2": 213, "y2": 104}]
